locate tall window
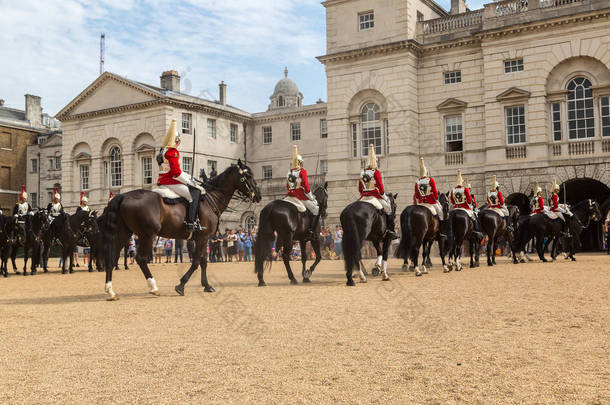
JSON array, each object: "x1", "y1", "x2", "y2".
[
  {"x1": 359, "y1": 11, "x2": 374, "y2": 31},
  {"x1": 31, "y1": 159, "x2": 38, "y2": 173},
  {"x1": 567, "y1": 77, "x2": 595, "y2": 140},
  {"x1": 361, "y1": 103, "x2": 382, "y2": 156},
  {"x1": 262, "y1": 165, "x2": 273, "y2": 180},
  {"x1": 31, "y1": 192, "x2": 38, "y2": 209},
  {"x1": 506, "y1": 106, "x2": 526, "y2": 145},
  {"x1": 320, "y1": 119, "x2": 328, "y2": 138},
  {"x1": 55, "y1": 156, "x2": 61, "y2": 170},
  {"x1": 504, "y1": 59, "x2": 524, "y2": 73},
  {"x1": 445, "y1": 116, "x2": 463, "y2": 152},
  {"x1": 109, "y1": 146, "x2": 122, "y2": 187},
  {"x1": 279, "y1": 96, "x2": 284, "y2": 107},
  {"x1": 245, "y1": 216, "x2": 257, "y2": 232},
  {"x1": 207, "y1": 119, "x2": 216, "y2": 139},
  {"x1": 444, "y1": 71, "x2": 461, "y2": 84},
  {"x1": 551, "y1": 102, "x2": 562, "y2": 141},
  {"x1": 182, "y1": 157, "x2": 192, "y2": 175},
  {"x1": 320, "y1": 160, "x2": 328, "y2": 174},
  {"x1": 80, "y1": 164, "x2": 89, "y2": 190},
  {"x1": 351, "y1": 123, "x2": 358, "y2": 158},
  {"x1": 182, "y1": 113, "x2": 192, "y2": 134},
  {"x1": 262, "y1": 126, "x2": 272, "y2": 144},
  {"x1": 49, "y1": 158, "x2": 55, "y2": 170},
  {"x1": 601, "y1": 96, "x2": 610, "y2": 137},
  {"x1": 291, "y1": 123, "x2": 301, "y2": 141},
  {"x1": 207, "y1": 160, "x2": 217, "y2": 174},
  {"x1": 142, "y1": 157, "x2": 153, "y2": 185},
  {"x1": 230, "y1": 123, "x2": 238, "y2": 143}
]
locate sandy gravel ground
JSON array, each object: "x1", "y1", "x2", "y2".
[{"x1": 0, "y1": 254, "x2": 608, "y2": 404}]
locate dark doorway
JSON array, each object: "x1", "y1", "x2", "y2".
[{"x1": 558, "y1": 178, "x2": 610, "y2": 251}]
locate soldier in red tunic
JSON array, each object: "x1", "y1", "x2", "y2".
[
  {"x1": 157, "y1": 119, "x2": 204, "y2": 231},
  {"x1": 550, "y1": 179, "x2": 572, "y2": 237},
  {"x1": 286, "y1": 145, "x2": 319, "y2": 239},
  {"x1": 413, "y1": 158, "x2": 444, "y2": 219},
  {"x1": 450, "y1": 170, "x2": 483, "y2": 239},
  {"x1": 359, "y1": 144, "x2": 398, "y2": 239},
  {"x1": 466, "y1": 179, "x2": 477, "y2": 210},
  {"x1": 108, "y1": 191, "x2": 114, "y2": 203},
  {"x1": 487, "y1": 176, "x2": 513, "y2": 232},
  {"x1": 532, "y1": 184, "x2": 545, "y2": 214}
]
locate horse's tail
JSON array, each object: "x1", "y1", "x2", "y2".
[
  {"x1": 340, "y1": 209, "x2": 361, "y2": 274},
  {"x1": 254, "y1": 206, "x2": 275, "y2": 275},
  {"x1": 395, "y1": 210, "x2": 411, "y2": 259},
  {"x1": 100, "y1": 194, "x2": 124, "y2": 272}
]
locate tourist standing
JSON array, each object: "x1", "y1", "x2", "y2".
[
  {"x1": 333, "y1": 225, "x2": 343, "y2": 259},
  {"x1": 243, "y1": 231, "x2": 253, "y2": 262},
  {"x1": 128, "y1": 235, "x2": 136, "y2": 265},
  {"x1": 174, "y1": 239, "x2": 184, "y2": 263},
  {"x1": 164, "y1": 238, "x2": 173, "y2": 263}
]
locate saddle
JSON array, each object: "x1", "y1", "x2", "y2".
[
  {"x1": 452, "y1": 207, "x2": 475, "y2": 219},
  {"x1": 359, "y1": 196, "x2": 383, "y2": 210},
  {"x1": 152, "y1": 186, "x2": 206, "y2": 205},
  {"x1": 417, "y1": 203, "x2": 437, "y2": 216},
  {"x1": 486, "y1": 207, "x2": 505, "y2": 217},
  {"x1": 282, "y1": 196, "x2": 306, "y2": 213}
]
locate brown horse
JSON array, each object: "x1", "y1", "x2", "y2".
[{"x1": 100, "y1": 160, "x2": 261, "y2": 300}]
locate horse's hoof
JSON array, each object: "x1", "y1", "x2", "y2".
[
  {"x1": 204, "y1": 286, "x2": 215, "y2": 293},
  {"x1": 43, "y1": 269, "x2": 48, "y2": 273},
  {"x1": 124, "y1": 266, "x2": 129, "y2": 270},
  {"x1": 258, "y1": 281, "x2": 266, "y2": 287},
  {"x1": 422, "y1": 267, "x2": 429, "y2": 274},
  {"x1": 571, "y1": 257, "x2": 576, "y2": 261},
  {"x1": 149, "y1": 290, "x2": 160, "y2": 296},
  {"x1": 443, "y1": 265, "x2": 450, "y2": 273},
  {"x1": 302, "y1": 278, "x2": 311, "y2": 283},
  {"x1": 519, "y1": 259, "x2": 525, "y2": 263},
  {"x1": 174, "y1": 285, "x2": 185, "y2": 296},
  {"x1": 106, "y1": 295, "x2": 119, "y2": 301},
  {"x1": 346, "y1": 279, "x2": 356, "y2": 286},
  {"x1": 69, "y1": 270, "x2": 74, "y2": 274},
  {"x1": 401, "y1": 264, "x2": 408, "y2": 272},
  {"x1": 88, "y1": 269, "x2": 94, "y2": 273},
  {"x1": 97, "y1": 269, "x2": 104, "y2": 272},
  {"x1": 382, "y1": 275, "x2": 390, "y2": 281},
  {"x1": 303, "y1": 270, "x2": 312, "y2": 279},
  {"x1": 290, "y1": 279, "x2": 298, "y2": 285},
  {"x1": 359, "y1": 278, "x2": 367, "y2": 283},
  {"x1": 470, "y1": 264, "x2": 475, "y2": 268},
  {"x1": 372, "y1": 266, "x2": 380, "y2": 277},
  {"x1": 415, "y1": 271, "x2": 422, "y2": 277}
]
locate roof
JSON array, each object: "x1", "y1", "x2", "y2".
[{"x1": 0, "y1": 106, "x2": 26, "y2": 122}]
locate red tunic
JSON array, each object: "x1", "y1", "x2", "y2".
[
  {"x1": 157, "y1": 148, "x2": 182, "y2": 185},
  {"x1": 359, "y1": 169, "x2": 385, "y2": 199},
  {"x1": 286, "y1": 168, "x2": 310, "y2": 201},
  {"x1": 487, "y1": 191, "x2": 505, "y2": 208},
  {"x1": 413, "y1": 177, "x2": 439, "y2": 205},
  {"x1": 534, "y1": 196, "x2": 545, "y2": 214},
  {"x1": 450, "y1": 186, "x2": 473, "y2": 210},
  {"x1": 550, "y1": 194, "x2": 560, "y2": 212}
]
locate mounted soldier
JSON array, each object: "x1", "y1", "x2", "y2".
[
  {"x1": 108, "y1": 191, "x2": 114, "y2": 204},
  {"x1": 413, "y1": 158, "x2": 444, "y2": 221},
  {"x1": 77, "y1": 192, "x2": 90, "y2": 213},
  {"x1": 358, "y1": 144, "x2": 398, "y2": 239},
  {"x1": 466, "y1": 179, "x2": 477, "y2": 210},
  {"x1": 450, "y1": 170, "x2": 483, "y2": 240},
  {"x1": 532, "y1": 184, "x2": 544, "y2": 215},
  {"x1": 47, "y1": 187, "x2": 63, "y2": 222},
  {"x1": 285, "y1": 145, "x2": 319, "y2": 240},
  {"x1": 157, "y1": 119, "x2": 205, "y2": 231},
  {"x1": 550, "y1": 179, "x2": 573, "y2": 225},
  {"x1": 13, "y1": 185, "x2": 32, "y2": 223},
  {"x1": 487, "y1": 176, "x2": 513, "y2": 232}
]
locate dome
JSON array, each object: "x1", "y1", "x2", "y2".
[{"x1": 272, "y1": 67, "x2": 299, "y2": 97}]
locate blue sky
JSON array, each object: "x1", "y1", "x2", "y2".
[{"x1": 0, "y1": 0, "x2": 487, "y2": 116}]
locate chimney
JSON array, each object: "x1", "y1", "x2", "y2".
[
  {"x1": 0, "y1": 99, "x2": 4, "y2": 106},
  {"x1": 25, "y1": 94, "x2": 42, "y2": 127},
  {"x1": 451, "y1": 0, "x2": 467, "y2": 14},
  {"x1": 160, "y1": 70, "x2": 181, "y2": 92},
  {"x1": 219, "y1": 81, "x2": 227, "y2": 105}
]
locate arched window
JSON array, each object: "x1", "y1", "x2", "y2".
[
  {"x1": 245, "y1": 216, "x2": 257, "y2": 232},
  {"x1": 279, "y1": 96, "x2": 284, "y2": 107},
  {"x1": 109, "y1": 146, "x2": 122, "y2": 187},
  {"x1": 567, "y1": 77, "x2": 595, "y2": 139},
  {"x1": 361, "y1": 103, "x2": 381, "y2": 156}
]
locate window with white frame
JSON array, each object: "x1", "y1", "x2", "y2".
[
  {"x1": 445, "y1": 116, "x2": 463, "y2": 152},
  {"x1": 31, "y1": 159, "x2": 38, "y2": 173},
  {"x1": 551, "y1": 102, "x2": 562, "y2": 142},
  {"x1": 230, "y1": 123, "x2": 238, "y2": 143},
  {"x1": 109, "y1": 146, "x2": 122, "y2": 187},
  {"x1": 80, "y1": 164, "x2": 89, "y2": 190},
  {"x1": 320, "y1": 160, "x2": 328, "y2": 174},
  {"x1": 359, "y1": 11, "x2": 374, "y2": 31},
  {"x1": 55, "y1": 156, "x2": 61, "y2": 170},
  {"x1": 320, "y1": 119, "x2": 328, "y2": 138},
  {"x1": 262, "y1": 165, "x2": 273, "y2": 180},
  {"x1": 182, "y1": 113, "x2": 192, "y2": 134},
  {"x1": 207, "y1": 119, "x2": 216, "y2": 139},
  {"x1": 207, "y1": 160, "x2": 217, "y2": 174},
  {"x1": 504, "y1": 59, "x2": 524, "y2": 73},
  {"x1": 361, "y1": 103, "x2": 382, "y2": 156},
  {"x1": 142, "y1": 156, "x2": 153, "y2": 185},
  {"x1": 31, "y1": 192, "x2": 37, "y2": 209},
  {"x1": 291, "y1": 122, "x2": 301, "y2": 141},
  {"x1": 567, "y1": 77, "x2": 595, "y2": 140},
  {"x1": 245, "y1": 216, "x2": 257, "y2": 232},
  {"x1": 601, "y1": 96, "x2": 610, "y2": 137},
  {"x1": 182, "y1": 157, "x2": 192, "y2": 175},
  {"x1": 351, "y1": 123, "x2": 358, "y2": 158},
  {"x1": 262, "y1": 126, "x2": 272, "y2": 144},
  {"x1": 444, "y1": 71, "x2": 461, "y2": 84},
  {"x1": 506, "y1": 106, "x2": 526, "y2": 145}
]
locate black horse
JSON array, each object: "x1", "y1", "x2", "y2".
[
  {"x1": 0, "y1": 215, "x2": 17, "y2": 277},
  {"x1": 448, "y1": 208, "x2": 482, "y2": 271},
  {"x1": 396, "y1": 194, "x2": 449, "y2": 276},
  {"x1": 479, "y1": 205, "x2": 520, "y2": 266},
  {"x1": 254, "y1": 184, "x2": 328, "y2": 286},
  {"x1": 340, "y1": 193, "x2": 397, "y2": 286},
  {"x1": 560, "y1": 199, "x2": 602, "y2": 260},
  {"x1": 4, "y1": 216, "x2": 26, "y2": 275},
  {"x1": 21, "y1": 210, "x2": 49, "y2": 275}
]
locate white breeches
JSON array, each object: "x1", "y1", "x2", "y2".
[
  {"x1": 303, "y1": 199, "x2": 319, "y2": 216},
  {"x1": 163, "y1": 183, "x2": 192, "y2": 202},
  {"x1": 433, "y1": 202, "x2": 445, "y2": 220},
  {"x1": 379, "y1": 198, "x2": 392, "y2": 215},
  {"x1": 553, "y1": 211, "x2": 566, "y2": 222}
]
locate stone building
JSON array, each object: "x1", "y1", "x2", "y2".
[
  {"x1": 0, "y1": 95, "x2": 60, "y2": 211},
  {"x1": 318, "y1": 0, "x2": 610, "y2": 249},
  {"x1": 26, "y1": 132, "x2": 63, "y2": 209}
]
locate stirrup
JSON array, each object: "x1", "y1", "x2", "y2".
[
  {"x1": 439, "y1": 233, "x2": 448, "y2": 240},
  {"x1": 185, "y1": 221, "x2": 205, "y2": 231},
  {"x1": 384, "y1": 229, "x2": 399, "y2": 240}
]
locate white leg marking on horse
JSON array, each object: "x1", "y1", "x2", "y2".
[
  {"x1": 358, "y1": 268, "x2": 367, "y2": 283},
  {"x1": 381, "y1": 260, "x2": 389, "y2": 281},
  {"x1": 105, "y1": 281, "x2": 118, "y2": 301},
  {"x1": 376, "y1": 255, "x2": 382, "y2": 267},
  {"x1": 147, "y1": 277, "x2": 160, "y2": 296},
  {"x1": 415, "y1": 266, "x2": 422, "y2": 276},
  {"x1": 422, "y1": 265, "x2": 428, "y2": 274}
]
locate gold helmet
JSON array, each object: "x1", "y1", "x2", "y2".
[
  {"x1": 161, "y1": 119, "x2": 179, "y2": 148},
  {"x1": 535, "y1": 184, "x2": 542, "y2": 196},
  {"x1": 552, "y1": 179, "x2": 560, "y2": 193},
  {"x1": 366, "y1": 144, "x2": 378, "y2": 170},
  {"x1": 291, "y1": 145, "x2": 300, "y2": 170},
  {"x1": 419, "y1": 157, "x2": 428, "y2": 178},
  {"x1": 456, "y1": 170, "x2": 464, "y2": 187},
  {"x1": 491, "y1": 175, "x2": 499, "y2": 191},
  {"x1": 80, "y1": 191, "x2": 88, "y2": 204}
]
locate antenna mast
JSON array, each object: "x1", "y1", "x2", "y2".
[{"x1": 100, "y1": 33, "x2": 105, "y2": 75}]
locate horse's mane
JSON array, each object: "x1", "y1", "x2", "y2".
[{"x1": 208, "y1": 164, "x2": 237, "y2": 189}]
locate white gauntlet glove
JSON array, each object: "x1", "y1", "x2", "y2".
[
  {"x1": 306, "y1": 192, "x2": 315, "y2": 201},
  {"x1": 175, "y1": 172, "x2": 199, "y2": 189}
]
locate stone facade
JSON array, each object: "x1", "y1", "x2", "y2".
[{"x1": 26, "y1": 133, "x2": 63, "y2": 209}]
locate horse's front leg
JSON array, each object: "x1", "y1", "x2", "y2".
[
  {"x1": 200, "y1": 248, "x2": 215, "y2": 293},
  {"x1": 11, "y1": 246, "x2": 19, "y2": 273},
  {"x1": 469, "y1": 239, "x2": 475, "y2": 268},
  {"x1": 299, "y1": 240, "x2": 308, "y2": 282},
  {"x1": 372, "y1": 240, "x2": 383, "y2": 277},
  {"x1": 304, "y1": 238, "x2": 322, "y2": 282},
  {"x1": 68, "y1": 246, "x2": 74, "y2": 273},
  {"x1": 22, "y1": 243, "x2": 29, "y2": 275},
  {"x1": 536, "y1": 236, "x2": 547, "y2": 262},
  {"x1": 176, "y1": 237, "x2": 203, "y2": 296},
  {"x1": 380, "y1": 237, "x2": 390, "y2": 281},
  {"x1": 281, "y1": 238, "x2": 298, "y2": 285}
]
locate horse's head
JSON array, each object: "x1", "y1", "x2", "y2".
[
  {"x1": 586, "y1": 199, "x2": 602, "y2": 222},
  {"x1": 313, "y1": 182, "x2": 329, "y2": 219},
  {"x1": 386, "y1": 192, "x2": 399, "y2": 217},
  {"x1": 83, "y1": 210, "x2": 100, "y2": 234},
  {"x1": 234, "y1": 159, "x2": 262, "y2": 203},
  {"x1": 439, "y1": 192, "x2": 450, "y2": 218},
  {"x1": 32, "y1": 210, "x2": 49, "y2": 232}
]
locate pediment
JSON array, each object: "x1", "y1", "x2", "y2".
[
  {"x1": 437, "y1": 98, "x2": 467, "y2": 111},
  {"x1": 74, "y1": 152, "x2": 92, "y2": 160},
  {"x1": 496, "y1": 87, "x2": 531, "y2": 102},
  {"x1": 135, "y1": 143, "x2": 155, "y2": 153}
]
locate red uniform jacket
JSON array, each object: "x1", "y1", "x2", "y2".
[
  {"x1": 450, "y1": 186, "x2": 473, "y2": 210},
  {"x1": 413, "y1": 177, "x2": 439, "y2": 205},
  {"x1": 534, "y1": 196, "x2": 545, "y2": 214},
  {"x1": 158, "y1": 148, "x2": 182, "y2": 185},
  {"x1": 487, "y1": 191, "x2": 505, "y2": 208},
  {"x1": 359, "y1": 169, "x2": 385, "y2": 199},
  {"x1": 286, "y1": 168, "x2": 310, "y2": 201},
  {"x1": 550, "y1": 194, "x2": 560, "y2": 212}
]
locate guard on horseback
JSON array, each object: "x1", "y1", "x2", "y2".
[
  {"x1": 359, "y1": 144, "x2": 398, "y2": 239},
  {"x1": 157, "y1": 119, "x2": 205, "y2": 231},
  {"x1": 532, "y1": 185, "x2": 544, "y2": 214},
  {"x1": 286, "y1": 145, "x2": 319, "y2": 240},
  {"x1": 77, "y1": 192, "x2": 90, "y2": 212},
  {"x1": 466, "y1": 179, "x2": 477, "y2": 210},
  {"x1": 450, "y1": 170, "x2": 483, "y2": 240},
  {"x1": 413, "y1": 158, "x2": 444, "y2": 220},
  {"x1": 13, "y1": 185, "x2": 31, "y2": 223},
  {"x1": 487, "y1": 176, "x2": 513, "y2": 232},
  {"x1": 47, "y1": 187, "x2": 63, "y2": 222},
  {"x1": 108, "y1": 191, "x2": 114, "y2": 203}
]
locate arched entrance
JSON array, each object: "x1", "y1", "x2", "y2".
[
  {"x1": 505, "y1": 192, "x2": 531, "y2": 215},
  {"x1": 558, "y1": 178, "x2": 610, "y2": 251}
]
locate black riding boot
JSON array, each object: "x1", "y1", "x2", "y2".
[
  {"x1": 306, "y1": 213, "x2": 320, "y2": 242},
  {"x1": 504, "y1": 216, "x2": 514, "y2": 232},
  {"x1": 384, "y1": 212, "x2": 399, "y2": 240},
  {"x1": 186, "y1": 186, "x2": 205, "y2": 231},
  {"x1": 561, "y1": 219, "x2": 571, "y2": 238},
  {"x1": 472, "y1": 217, "x2": 484, "y2": 241}
]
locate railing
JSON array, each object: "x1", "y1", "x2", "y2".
[
  {"x1": 422, "y1": 10, "x2": 483, "y2": 34},
  {"x1": 602, "y1": 138, "x2": 610, "y2": 153},
  {"x1": 568, "y1": 140, "x2": 594, "y2": 156},
  {"x1": 506, "y1": 145, "x2": 527, "y2": 159},
  {"x1": 492, "y1": 0, "x2": 528, "y2": 17},
  {"x1": 540, "y1": 0, "x2": 581, "y2": 8},
  {"x1": 552, "y1": 144, "x2": 562, "y2": 156},
  {"x1": 445, "y1": 151, "x2": 464, "y2": 166}
]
